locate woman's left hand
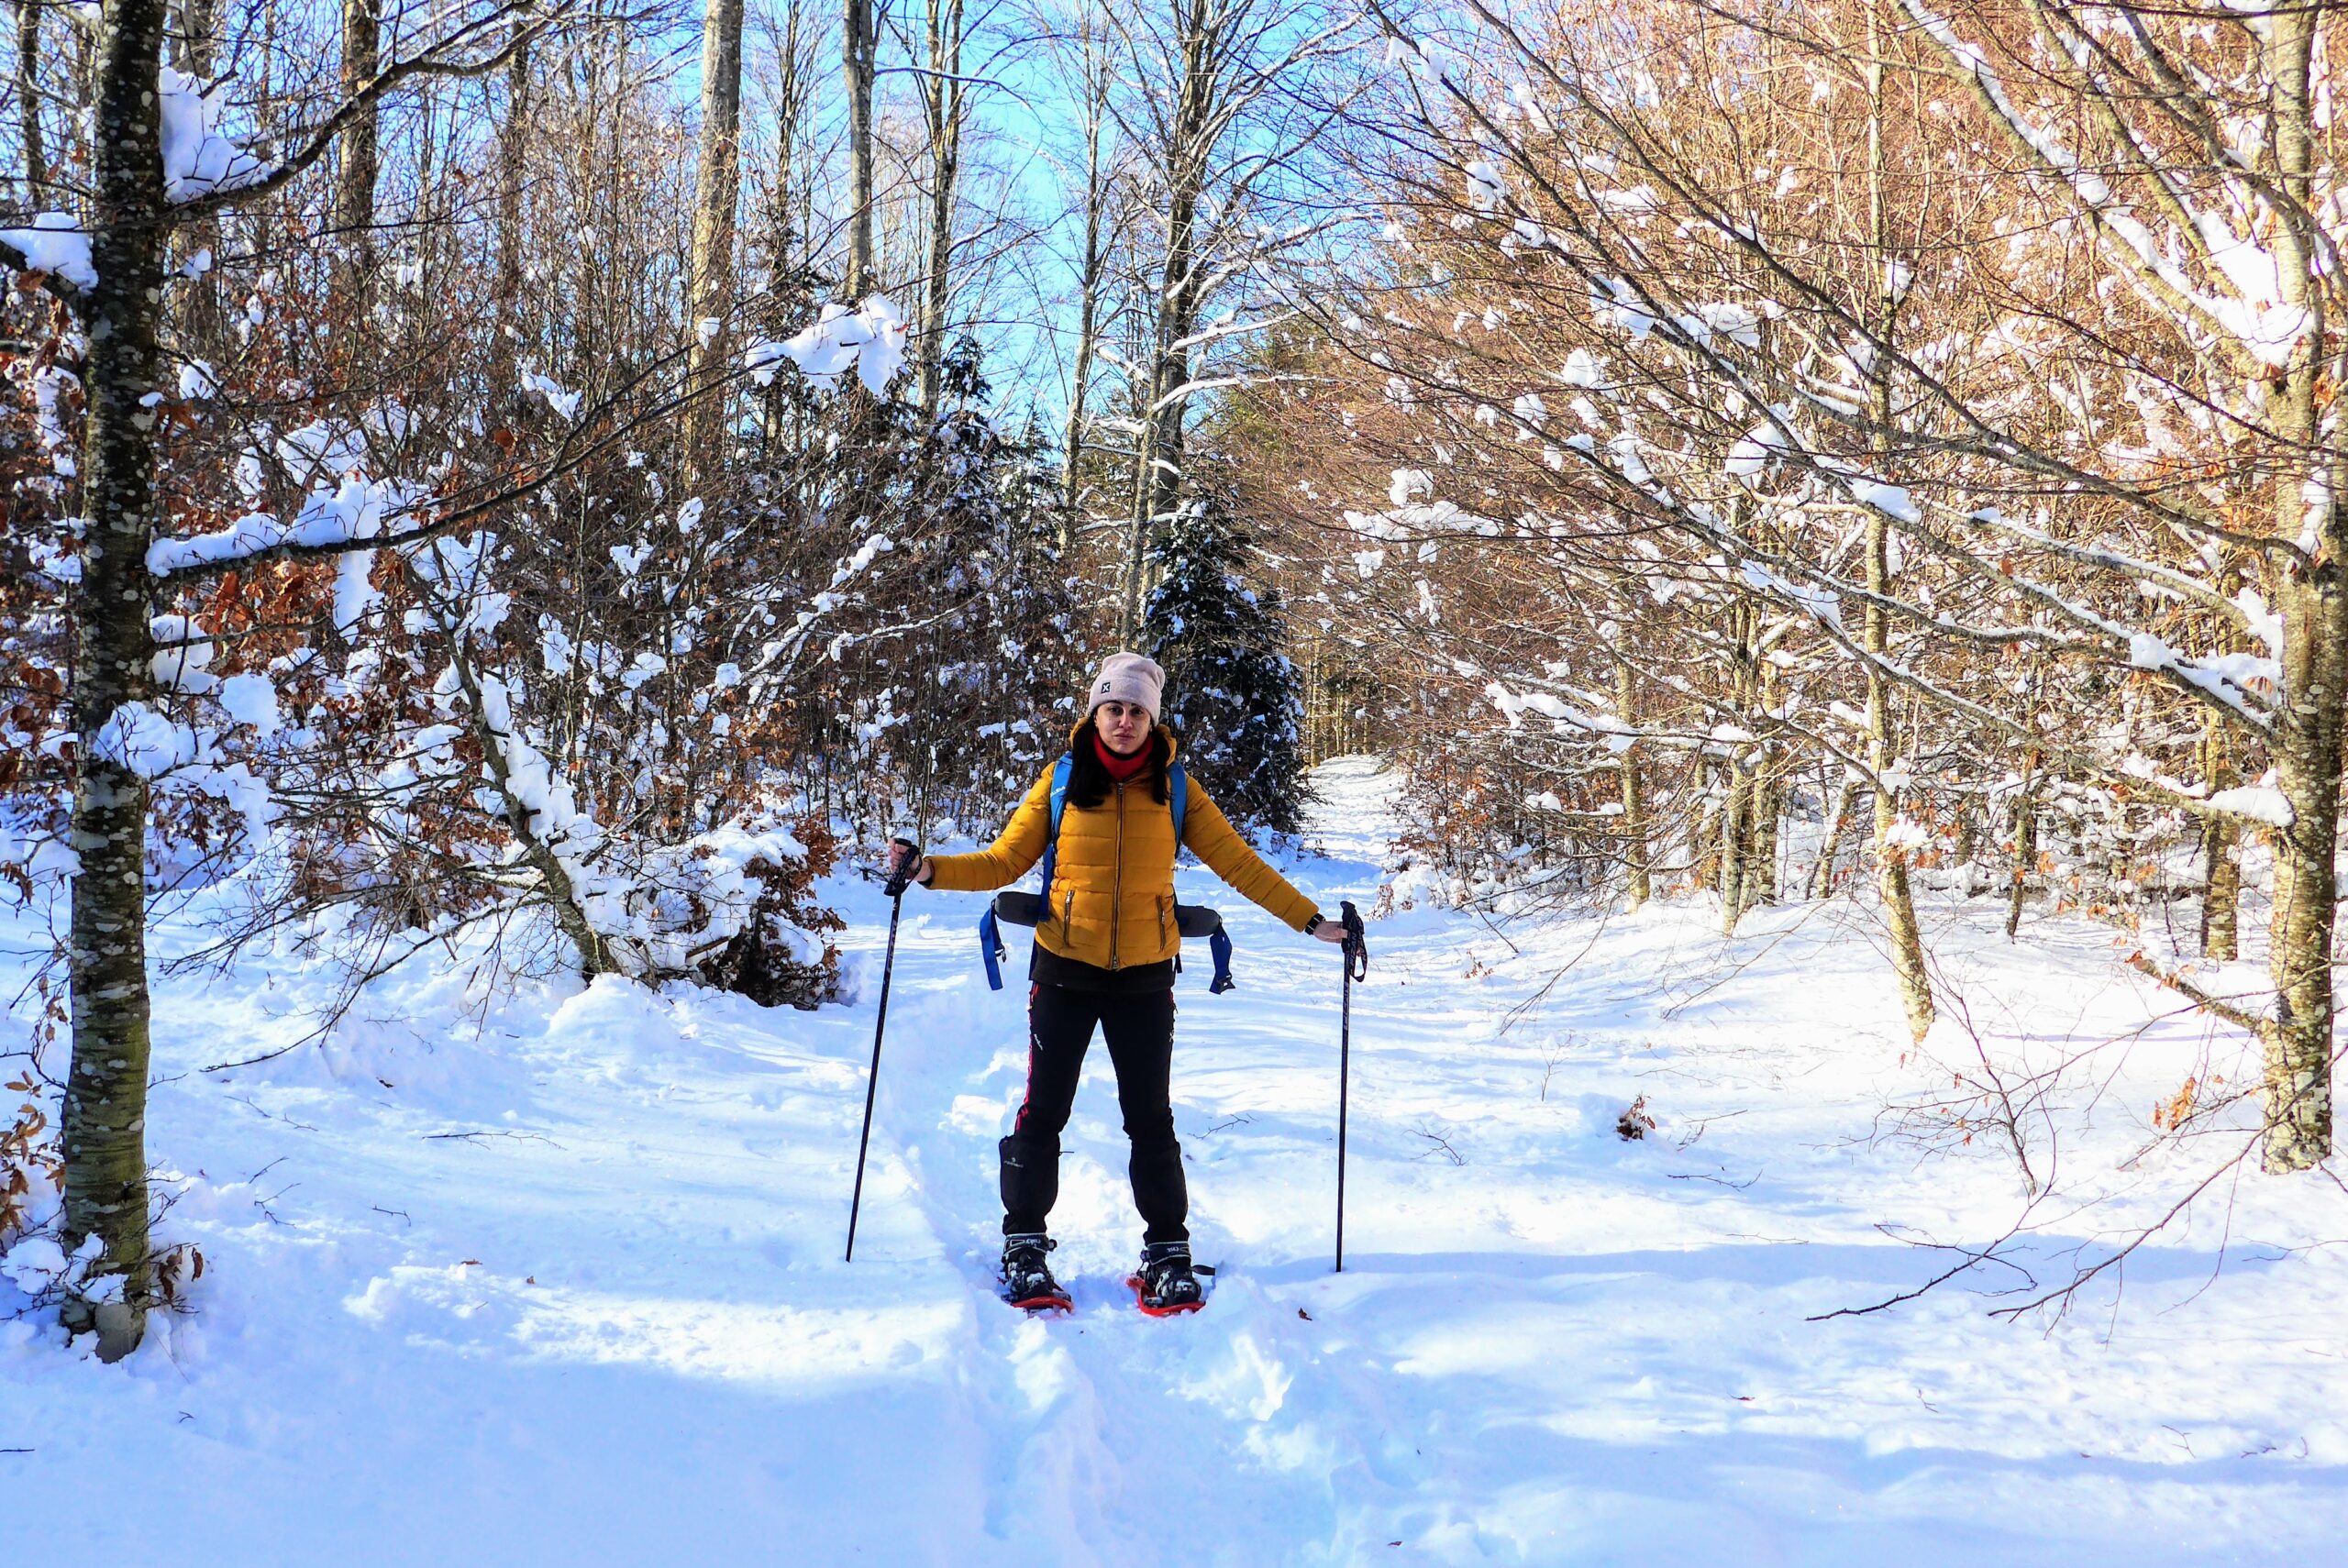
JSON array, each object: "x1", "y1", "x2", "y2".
[{"x1": 1311, "y1": 915, "x2": 1348, "y2": 944}]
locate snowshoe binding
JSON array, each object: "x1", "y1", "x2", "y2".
[
  {"x1": 1127, "y1": 1241, "x2": 1206, "y2": 1317},
  {"x1": 1000, "y1": 1233, "x2": 1071, "y2": 1314}
]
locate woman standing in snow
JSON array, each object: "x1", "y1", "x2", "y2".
[{"x1": 888, "y1": 653, "x2": 1350, "y2": 1313}]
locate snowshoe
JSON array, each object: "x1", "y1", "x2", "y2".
[
  {"x1": 1127, "y1": 1241, "x2": 1206, "y2": 1317},
  {"x1": 1000, "y1": 1233, "x2": 1071, "y2": 1314}
]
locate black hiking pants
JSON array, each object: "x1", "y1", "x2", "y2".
[{"x1": 1001, "y1": 982, "x2": 1187, "y2": 1245}]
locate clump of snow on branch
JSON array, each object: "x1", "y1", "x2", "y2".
[
  {"x1": 150, "y1": 614, "x2": 216, "y2": 694},
  {"x1": 148, "y1": 476, "x2": 426, "y2": 577},
  {"x1": 745, "y1": 296, "x2": 909, "y2": 396},
  {"x1": 161, "y1": 66, "x2": 269, "y2": 204},
  {"x1": 86, "y1": 698, "x2": 278, "y2": 842},
  {"x1": 0, "y1": 213, "x2": 95, "y2": 290},
  {"x1": 519, "y1": 370, "x2": 581, "y2": 421}
]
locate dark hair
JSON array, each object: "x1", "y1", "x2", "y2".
[{"x1": 1065, "y1": 712, "x2": 1171, "y2": 810}]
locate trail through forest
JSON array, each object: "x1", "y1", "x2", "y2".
[{"x1": 5, "y1": 759, "x2": 2344, "y2": 1564}]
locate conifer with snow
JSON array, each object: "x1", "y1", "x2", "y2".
[{"x1": 1143, "y1": 491, "x2": 1309, "y2": 838}]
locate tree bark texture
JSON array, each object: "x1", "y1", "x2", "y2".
[
  {"x1": 335, "y1": 0, "x2": 382, "y2": 312},
  {"x1": 2198, "y1": 721, "x2": 2241, "y2": 962},
  {"x1": 1809, "y1": 775, "x2": 1853, "y2": 901},
  {"x1": 1119, "y1": 26, "x2": 1212, "y2": 639},
  {"x1": 2006, "y1": 753, "x2": 2038, "y2": 942},
  {"x1": 915, "y1": 0, "x2": 962, "y2": 414},
  {"x1": 2256, "y1": 6, "x2": 2340, "y2": 1171},
  {"x1": 488, "y1": 18, "x2": 535, "y2": 414},
  {"x1": 1864, "y1": 9, "x2": 1933, "y2": 1042},
  {"x1": 1059, "y1": 33, "x2": 1112, "y2": 527},
  {"x1": 1616, "y1": 652, "x2": 1649, "y2": 909},
  {"x1": 682, "y1": 0, "x2": 747, "y2": 491},
  {"x1": 63, "y1": 0, "x2": 174, "y2": 1364},
  {"x1": 17, "y1": 3, "x2": 46, "y2": 204},
  {"x1": 841, "y1": 0, "x2": 877, "y2": 297}
]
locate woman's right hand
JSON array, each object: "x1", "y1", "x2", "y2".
[{"x1": 883, "y1": 839, "x2": 932, "y2": 889}]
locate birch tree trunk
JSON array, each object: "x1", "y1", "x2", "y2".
[
  {"x1": 61, "y1": 0, "x2": 173, "y2": 1364},
  {"x1": 682, "y1": 0, "x2": 746, "y2": 491}
]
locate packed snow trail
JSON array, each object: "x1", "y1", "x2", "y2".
[{"x1": 5, "y1": 758, "x2": 2346, "y2": 1563}]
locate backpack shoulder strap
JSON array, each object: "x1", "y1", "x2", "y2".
[
  {"x1": 983, "y1": 756, "x2": 1079, "y2": 993},
  {"x1": 1036, "y1": 755, "x2": 1075, "y2": 889},
  {"x1": 1168, "y1": 759, "x2": 1189, "y2": 850}
]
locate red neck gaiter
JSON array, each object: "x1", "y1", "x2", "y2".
[{"x1": 1093, "y1": 732, "x2": 1152, "y2": 783}]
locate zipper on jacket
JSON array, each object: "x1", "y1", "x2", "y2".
[{"x1": 1109, "y1": 782, "x2": 1125, "y2": 969}]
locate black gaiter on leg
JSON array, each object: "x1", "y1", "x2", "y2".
[{"x1": 1002, "y1": 982, "x2": 1098, "y2": 1237}]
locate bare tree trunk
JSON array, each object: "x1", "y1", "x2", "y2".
[
  {"x1": 2198, "y1": 720, "x2": 2241, "y2": 962},
  {"x1": 426, "y1": 596, "x2": 615, "y2": 977},
  {"x1": 1694, "y1": 759, "x2": 1722, "y2": 891},
  {"x1": 488, "y1": 17, "x2": 534, "y2": 414},
  {"x1": 1866, "y1": 574, "x2": 1933, "y2": 1039},
  {"x1": 841, "y1": 0, "x2": 878, "y2": 297},
  {"x1": 1615, "y1": 651, "x2": 1648, "y2": 909},
  {"x1": 1719, "y1": 753, "x2": 1750, "y2": 934},
  {"x1": 1118, "y1": 0, "x2": 1219, "y2": 641},
  {"x1": 61, "y1": 0, "x2": 173, "y2": 1364},
  {"x1": 16, "y1": 3, "x2": 46, "y2": 205},
  {"x1": 1058, "y1": 28, "x2": 1113, "y2": 531},
  {"x1": 1810, "y1": 772, "x2": 1854, "y2": 901},
  {"x1": 2006, "y1": 752, "x2": 2038, "y2": 941},
  {"x1": 682, "y1": 0, "x2": 747, "y2": 491},
  {"x1": 170, "y1": 0, "x2": 225, "y2": 353},
  {"x1": 1866, "y1": 4, "x2": 1933, "y2": 1041},
  {"x1": 1753, "y1": 758, "x2": 1780, "y2": 905},
  {"x1": 915, "y1": 0, "x2": 962, "y2": 414},
  {"x1": 335, "y1": 0, "x2": 381, "y2": 314},
  {"x1": 2257, "y1": 5, "x2": 2341, "y2": 1172}
]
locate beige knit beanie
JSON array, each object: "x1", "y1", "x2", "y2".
[{"x1": 1085, "y1": 651, "x2": 1165, "y2": 722}]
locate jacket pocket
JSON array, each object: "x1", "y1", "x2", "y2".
[{"x1": 1158, "y1": 893, "x2": 1173, "y2": 946}]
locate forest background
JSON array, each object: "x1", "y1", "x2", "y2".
[{"x1": 2, "y1": 0, "x2": 2344, "y2": 1375}]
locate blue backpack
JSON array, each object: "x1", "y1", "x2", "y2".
[{"x1": 978, "y1": 754, "x2": 1235, "y2": 993}]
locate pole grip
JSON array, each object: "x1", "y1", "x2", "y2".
[{"x1": 882, "y1": 835, "x2": 921, "y2": 899}]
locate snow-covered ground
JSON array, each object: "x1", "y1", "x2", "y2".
[{"x1": 5, "y1": 758, "x2": 2344, "y2": 1564}]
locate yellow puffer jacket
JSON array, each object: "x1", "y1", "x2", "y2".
[{"x1": 925, "y1": 734, "x2": 1319, "y2": 972}]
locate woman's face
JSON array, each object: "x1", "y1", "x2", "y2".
[{"x1": 1095, "y1": 700, "x2": 1152, "y2": 756}]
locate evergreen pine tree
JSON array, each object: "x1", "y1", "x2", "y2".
[{"x1": 1143, "y1": 490, "x2": 1310, "y2": 837}]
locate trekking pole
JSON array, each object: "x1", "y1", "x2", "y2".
[
  {"x1": 1335, "y1": 900, "x2": 1368, "y2": 1273},
  {"x1": 847, "y1": 837, "x2": 919, "y2": 1263}
]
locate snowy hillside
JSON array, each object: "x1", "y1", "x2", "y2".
[{"x1": 4, "y1": 758, "x2": 2342, "y2": 1564}]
